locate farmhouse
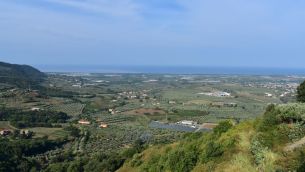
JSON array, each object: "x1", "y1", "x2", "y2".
[
  {"x1": 31, "y1": 107, "x2": 41, "y2": 111},
  {"x1": 177, "y1": 120, "x2": 197, "y2": 126},
  {"x1": 78, "y1": 120, "x2": 91, "y2": 125},
  {"x1": 169, "y1": 101, "x2": 176, "y2": 104},
  {"x1": 99, "y1": 123, "x2": 108, "y2": 128},
  {"x1": 20, "y1": 130, "x2": 32, "y2": 136},
  {"x1": 265, "y1": 93, "x2": 273, "y2": 97},
  {"x1": 72, "y1": 84, "x2": 82, "y2": 88},
  {"x1": 0, "y1": 129, "x2": 11, "y2": 136},
  {"x1": 217, "y1": 92, "x2": 231, "y2": 97},
  {"x1": 109, "y1": 109, "x2": 117, "y2": 114}
]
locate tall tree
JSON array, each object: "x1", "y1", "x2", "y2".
[{"x1": 297, "y1": 81, "x2": 305, "y2": 102}]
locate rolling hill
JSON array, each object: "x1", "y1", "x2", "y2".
[{"x1": 0, "y1": 61, "x2": 45, "y2": 88}]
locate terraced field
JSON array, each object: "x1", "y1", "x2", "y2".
[
  {"x1": 48, "y1": 103, "x2": 85, "y2": 116},
  {"x1": 123, "y1": 108, "x2": 166, "y2": 115},
  {"x1": 98, "y1": 115, "x2": 135, "y2": 124}
]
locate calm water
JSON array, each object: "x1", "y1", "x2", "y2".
[{"x1": 35, "y1": 65, "x2": 305, "y2": 75}]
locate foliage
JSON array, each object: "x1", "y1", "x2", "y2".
[
  {"x1": 166, "y1": 147, "x2": 198, "y2": 172},
  {"x1": 39, "y1": 87, "x2": 79, "y2": 98},
  {"x1": 140, "y1": 145, "x2": 199, "y2": 172},
  {"x1": 0, "y1": 137, "x2": 65, "y2": 172},
  {"x1": 297, "y1": 80, "x2": 305, "y2": 102},
  {"x1": 250, "y1": 135, "x2": 269, "y2": 164},
  {"x1": 286, "y1": 123, "x2": 305, "y2": 142},
  {"x1": 64, "y1": 125, "x2": 81, "y2": 138},
  {"x1": 213, "y1": 120, "x2": 233, "y2": 136},
  {"x1": 0, "y1": 107, "x2": 69, "y2": 128},
  {"x1": 118, "y1": 104, "x2": 305, "y2": 172}
]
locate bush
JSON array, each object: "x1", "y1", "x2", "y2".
[
  {"x1": 201, "y1": 141, "x2": 224, "y2": 163},
  {"x1": 64, "y1": 126, "x2": 81, "y2": 138},
  {"x1": 250, "y1": 136, "x2": 269, "y2": 165},
  {"x1": 166, "y1": 148, "x2": 198, "y2": 172},
  {"x1": 213, "y1": 120, "x2": 233, "y2": 136},
  {"x1": 258, "y1": 104, "x2": 280, "y2": 131},
  {"x1": 286, "y1": 123, "x2": 305, "y2": 142},
  {"x1": 130, "y1": 154, "x2": 143, "y2": 167}
]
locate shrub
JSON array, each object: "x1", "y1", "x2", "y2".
[
  {"x1": 64, "y1": 126, "x2": 81, "y2": 138},
  {"x1": 287, "y1": 123, "x2": 305, "y2": 142},
  {"x1": 258, "y1": 104, "x2": 280, "y2": 131},
  {"x1": 250, "y1": 135, "x2": 270, "y2": 165},
  {"x1": 213, "y1": 120, "x2": 233, "y2": 136},
  {"x1": 297, "y1": 81, "x2": 305, "y2": 102},
  {"x1": 201, "y1": 141, "x2": 224, "y2": 163},
  {"x1": 167, "y1": 148, "x2": 198, "y2": 172}
]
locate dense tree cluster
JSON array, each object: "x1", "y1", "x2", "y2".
[
  {"x1": 38, "y1": 87, "x2": 79, "y2": 98},
  {"x1": 0, "y1": 107, "x2": 69, "y2": 128},
  {"x1": 0, "y1": 137, "x2": 65, "y2": 172}
]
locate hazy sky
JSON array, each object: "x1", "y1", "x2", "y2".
[{"x1": 1, "y1": 0, "x2": 305, "y2": 67}]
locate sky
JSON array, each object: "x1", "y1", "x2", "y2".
[{"x1": 1, "y1": 0, "x2": 305, "y2": 68}]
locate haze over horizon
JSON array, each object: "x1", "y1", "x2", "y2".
[{"x1": 1, "y1": 0, "x2": 305, "y2": 68}]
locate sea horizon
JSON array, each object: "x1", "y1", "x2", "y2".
[{"x1": 34, "y1": 65, "x2": 305, "y2": 75}]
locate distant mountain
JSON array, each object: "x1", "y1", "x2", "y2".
[{"x1": 0, "y1": 61, "x2": 46, "y2": 88}]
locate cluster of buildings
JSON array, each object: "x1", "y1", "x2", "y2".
[
  {"x1": 117, "y1": 90, "x2": 150, "y2": 100},
  {"x1": 78, "y1": 119, "x2": 108, "y2": 128},
  {"x1": 265, "y1": 93, "x2": 273, "y2": 97},
  {"x1": 108, "y1": 109, "x2": 121, "y2": 115},
  {"x1": 246, "y1": 82, "x2": 298, "y2": 90},
  {"x1": 0, "y1": 129, "x2": 32, "y2": 137},
  {"x1": 143, "y1": 79, "x2": 158, "y2": 83},
  {"x1": 246, "y1": 82, "x2": 298, "y2": 98},
  {"x1": 197, "y1": 91, "x2": 231, "y2": 97}
]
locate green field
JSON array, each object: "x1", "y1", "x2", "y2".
[
  {"x1": 0, "y1": 121, "x2": 16, "y2": 130},
  {"x1": 28, "y1": 127, "x2": 68, "y2": 140}
]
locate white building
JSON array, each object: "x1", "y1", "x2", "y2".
[
  {"x1": 177, "y1": 120, "x2": 197, "y2": 126},
  {"x1": 265, "y1": 93, "x2": 273, "y2": 97}
]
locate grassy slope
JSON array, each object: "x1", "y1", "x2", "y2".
[{"x1": 118, "y1": 103, "x2": 305, "y2": 172}]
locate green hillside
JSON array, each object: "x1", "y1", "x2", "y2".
[
  {"x1": 118, "y1": 103, "x2": 305, "y2": 172},
  {"x1": 0, "y1": 61, "x2": 45, "y2": 87}
]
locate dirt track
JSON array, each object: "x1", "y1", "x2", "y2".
[{"x1": 284, "y1": 136, "x2": 305, "y2": 151}]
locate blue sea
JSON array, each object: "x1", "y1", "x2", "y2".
[{"x1": 35, "y1": 65, "x2": 305, "y2": 75}]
